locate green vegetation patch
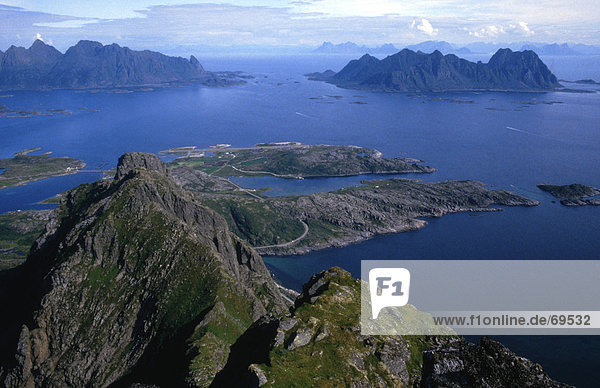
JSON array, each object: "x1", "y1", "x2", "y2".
[
  {"x1": 199, "y1": 198, "x2": 304, "y2": 246},
  {"x1": 168, "y1": 144, "x2": 433, "y2": 179},
  {"x1": 259, "y1": 269, "x2": 434, "y2": 386}
]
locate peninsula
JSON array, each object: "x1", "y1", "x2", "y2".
[
  {"x1": 168, "y1": 143, "x2": 539, "y2": 254},
  {"x1": 307, "y1": 48, "x2": 561, "y2": 92}
]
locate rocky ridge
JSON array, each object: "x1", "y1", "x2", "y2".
[
  {"x1": 0, "y1": 152, "x2": 288, "y2": 387},
  {"x1": 209, "y1": 268, "x2": 570, "y2": 387},
  {"x1": 0, "y1": 40, "x2": 240, "y2": 90},
  {"x1": 308, "y1": 48, "x2": 561, "y2": 92},
  {"x1": 181, "y1": 175, "x2": 540, "y2": 255}
]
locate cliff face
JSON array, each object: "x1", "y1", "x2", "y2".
[
  {"x1": 317, "y1": 48, "x2": 560, "y2": 92},
  {"x1": 0, "y1": 40, "x2": 214, "y2": 90},
  {"x1": 0, "y1": 152, "x2": 288, "y2": 387}
]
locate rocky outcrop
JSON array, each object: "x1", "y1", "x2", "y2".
[
  {"x1": 310, "y1": 48, "x2": 561, "y2": 92},
  {"x1": 0, "y1": 153, "x2": 288, "y2": 387},
  {"x1": 538, "y1": 183, "x2": 600, "y2": 206},
  {"x1": 0, "y1": 40, "x2": 240, "y2": 90},
  {"x1": 115, "y1": 152, "x2": 169, "y2": 180},
  {"x1": 211, "y1": 268, "x2": 570, "y2": 387},
  {"x1": 420, "y1": 337, "x2": 572, "y2": 387},
  {"x1": 212, "y1": 268, "x2": 419, "y2": 387}
]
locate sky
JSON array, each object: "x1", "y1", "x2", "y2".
[{"x1": 0, "y1": 1, "x2": 598, "y2": 52}]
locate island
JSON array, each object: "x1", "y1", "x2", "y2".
[
  {"x1": 0, "y1": 150, "x2": 85, "y2": 189},
  {"x1": 306, "y1": 48, "x2": 561, "y2": 92},
  {"x1": 538, "y1": 183, "x2": 600, "y2": 206},
  {"x1": 165, "y1": 143, "x2": 435, "y2": 178},
  {"x1": 0, "y1": 39, "x2": 244, "y2": 91}
]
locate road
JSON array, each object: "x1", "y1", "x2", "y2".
[{"x1": 254, "y1": 220, "x2": 309, "y2": 250}]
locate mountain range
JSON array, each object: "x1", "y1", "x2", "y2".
[
  {"x1": 0, "y1": 40, "x2": 236, "y2": 90},
  {"x1": 313, "y1": 40, "x2": 600, "y2": 55},
  {"x1": 307, "y1": 48, "x2": 561, "y2": 92},
  {"x1": 313, "y1": 41, "x2": 399, "y2": 54}
]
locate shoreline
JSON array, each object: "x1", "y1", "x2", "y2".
[
  {"x1": 0, "y1": 164, "x2": 94, "y2": 190},
  {"x1": 257, "y1": 207, "x2": 506, "y2": 256}
]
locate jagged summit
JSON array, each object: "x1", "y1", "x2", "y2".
[
  {"x1": 29, "y1": 39, "x2": 53, "y2": 51},
  {"x1": 309, "y1": 48, "x2": 560, "y2": 92},
  {"x1": 0, "y1": 40, "x2": 219, "y2": 90},
  {"x1": 115, "y1": 152, "x2": 169, "y2": 180}
]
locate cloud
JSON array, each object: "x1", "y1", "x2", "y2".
[
  {"x1": 468, "y1": 21, "x2": 535, "y2": 39},
  {"x1": 0, "y1": 2, "x2": 597, "y2": 52},
  {"x1": 33, "y1": 32, "x2": 53, "y2": 45},
  {"x1": 34, "y1": 19, "x2": 98, "y2": 29},
  {"x1": 517, "y1": 21, "x2": 534, "y2": 36},
  {"x1": 469, "y1": 25, "x2": 505, "y2": 38},
  {"x1": 413, "y1": 18, "x2": 438, "y2": 36}
]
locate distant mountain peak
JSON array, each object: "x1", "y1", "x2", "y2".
[
  {"x1": 189, "y1": 55, "x2": 205, "y2": 72},
  {"x1": 312, "y1": 48, "x2": 560, "y2": 92},
  {"x1": 313, "y1": 41, "x2": 398, "y2": 54},
  {"x1": 0, "y1": 40, "x2": 226, "y2": 90},
  {"x1": 70, "y1": 39, "x2": 104, "y2": 53},
  {"x1": 29, "y1": 39, "x2": 49, "y2": 49}
]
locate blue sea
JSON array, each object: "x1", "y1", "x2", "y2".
[{"x1": 1, "y1": 54, "x2": 599, "y2": 386}]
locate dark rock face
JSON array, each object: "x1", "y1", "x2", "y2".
[
  {"x1": 312, "y1": 48, "x2": 560, "y2": 92},
  {"x1": 0, "y1": 152, "x2": 288, "y2": 387},
  {"x1": 420, "y1": 337, "x2": 572, "y2": 387},
  {"x1": 0, "y1": 40, "x2": 230, "y2": 90},
  {"x1": 115, "y1": 152, "x2": 169, "y2": 180}
]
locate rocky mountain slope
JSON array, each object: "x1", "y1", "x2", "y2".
[
  {"x1": 0, "y1": 153, "x2": 289, "y2": 387},
  {"x1": 209, "y1": 267, "x2": 570, "y2": 387},
  {"x1": 0, "y1": 40, "x2": 236, "y2": 90},
  {"x1": 308, "y1": 48, "x2": 561, "y2": 92}
]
